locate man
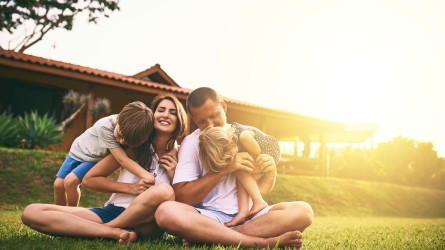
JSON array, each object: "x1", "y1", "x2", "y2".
[{"x1": 155, "y1": 87, "x2": 313, "y2": 248}]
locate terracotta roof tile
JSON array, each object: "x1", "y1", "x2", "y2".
[{"x1": 0, "y1": 49, "x2": 191, "y2": 95}]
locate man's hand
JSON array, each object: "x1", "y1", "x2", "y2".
[
  {"x1": 159, "y1": 152, "x2": 178, "y2": 180},
  {"x1": 223, "y1": 152, "x2": 255, "y2": 175},
  {"x1": 128, "y1": 178, "x2": 155, "y2": 195},
  {"x1": 254, "y1": 154, "x2": 275, "y2": 173}
]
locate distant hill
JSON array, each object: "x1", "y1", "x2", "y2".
[{"x1": 1, "y1": 147, "x2": 444, "y2": 217}]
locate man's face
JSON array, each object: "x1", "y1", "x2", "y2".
[{"x1": 190, "y1": 99, "x2": 227, "y2": 130}]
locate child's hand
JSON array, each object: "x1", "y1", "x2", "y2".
[
  {"x1": 159, "y1": 153, "x2": 178, "y2": 180},
  {"x1": 129, "y1": 178, "x2": 155, "y2": 195},
  {"x1": 140, "y1": 172, "x2": 156, "y2": 183},
  {"x1": 254, "y1": 154, "x2": 275, "y2": 173}
]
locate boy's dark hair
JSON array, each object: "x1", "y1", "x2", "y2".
[
  {"x1": 186, "y1": 87, "x2": 223, "y2": 113},
  {"x1": 118, "y1": 101, "x2": 154, "y2": 171}
]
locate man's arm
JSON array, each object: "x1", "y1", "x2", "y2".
[{"x1": 174, "y1": 152, "x2": 255, "y2": 205}]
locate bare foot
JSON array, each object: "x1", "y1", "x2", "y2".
[
  {"x1": 266, "y1": 230, "x2": 303, "y2": 248},
  {"x1": 118, "y1": 231, "x2": 137, "y2": 244},
  {"x1": 182, "y1": 238, "x2": 190, "y2": 247},
  {"x1": 224, "y1": 212, "x2": 248, "y2": 227},
  {"x1": 248, "y1": 200, "x2": 268, "y2": 219}
]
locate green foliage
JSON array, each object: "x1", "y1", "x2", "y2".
[
  {"x1": 0, "y1": 0, "x2": 120, "y2": 52},
  {"x1": 17, "y1": 111, "x2": 63, "y2": 149},
  {"x1": 329, "y1": 136, "x2": 445, "y2": 190},
  {"x1": 0, "y1": 111, "x2": 20, "y2": 147},
  {"x1": 0, "y1": 147, "x2": 111, "y2": 208}
]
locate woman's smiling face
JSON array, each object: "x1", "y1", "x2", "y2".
[{"x1": 154, "y1": 99, "x2": 178, "y2": 134}]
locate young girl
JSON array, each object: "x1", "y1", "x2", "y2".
[
  {"x1": 54, "y1": 101, "x2": 155, "y2": 206},
  {"x1": 199, "y1": 122, "x2": 280, "y2": 226}
]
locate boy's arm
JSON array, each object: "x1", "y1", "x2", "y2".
[
  {"x1": 109, "y1": 147, "x2": 155, "y2": 181},
  {"x1": 239, "y1": 130, "x2": 261, "y2": 156},
  {"x1": 83, "y1": 154, "x2": 154, "y2": 195}
]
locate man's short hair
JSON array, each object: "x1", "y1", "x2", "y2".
[{"x1": 186, "y1": 87, "x2": 223, "y2": 113}]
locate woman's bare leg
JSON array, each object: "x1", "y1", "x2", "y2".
[
  {"x1": 21, "y1": 203, "x2": 136, "y2": 243},
  {"x1": 106, "y1": 183, "x2": 174, "y2": 229}
]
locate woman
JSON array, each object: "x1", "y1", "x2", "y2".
[{"x1": 21, "y1": 93, "x2": 187, "y2": 243}]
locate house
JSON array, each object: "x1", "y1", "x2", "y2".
[{"x1": 0, "y1": 49, "x2": 376, "y2": 176}]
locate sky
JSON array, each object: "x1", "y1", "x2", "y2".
[{"x1": 2, "y1": 0, "x2": 445, "y2": 156}]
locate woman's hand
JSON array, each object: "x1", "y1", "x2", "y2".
[{"x1": 159, "y1": 152, "x2": 178, "y2": 180}]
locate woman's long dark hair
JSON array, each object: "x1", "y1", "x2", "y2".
[{"x1": 149, "y1": 93, "x2": 187, "y2": 166}]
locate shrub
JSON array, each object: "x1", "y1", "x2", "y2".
[
  {"x1": 17, "y1": 111, "x2": 63, "y2": 149},
  {"x1": 0, "y1": 112, "x2": 20, "y2": 147}
]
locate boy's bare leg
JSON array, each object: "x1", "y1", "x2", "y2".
[
  {"x1": 21, "y1": 203, "x2": 137, "y2": 243},
  {"x1": 106, "y1": 183, "x2": 174, "y2": 229},
  {"x1": 237, "y1": 171, "x2": 268, "y2": 218},
  {"x1": 53, "y1": 178, "x2": 67, "y2": 206},
  {"x1": 64, "y1": 172, "x2": 81, "y2": 207},
  {"x1": 155, "y1": 201, "x2": 303, "y2": 248}
]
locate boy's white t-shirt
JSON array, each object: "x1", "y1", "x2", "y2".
[
  {"x1": 69, "y1": 114, "x2": 120, "y2": 162},
  {"x1": 105, "y1": 153, "x2": 170, "y2": 208},
  {"x1": 173, "y1": 126, "x2": 239, "y2": 214}
]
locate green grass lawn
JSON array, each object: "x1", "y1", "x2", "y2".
[
  {"x1": 1, "y1": 210, "x2": 444, "y2": 249},
  {"x1": 1, "y1": 148, "x2": 445, "y2": 249}
]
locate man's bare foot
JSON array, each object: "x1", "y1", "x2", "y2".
[
  {"x1": 266, "y1": 230, "x2": 303, "y2": 248},
  {"x1": 118, "y1": 231, "x2": 137, "y2": 244},
  {"x1": 224, "y1": 212, "x2": 248, "y2": 227},
  {"x1": 248, "y1": 200, "x2": 268, "y2": 219}
]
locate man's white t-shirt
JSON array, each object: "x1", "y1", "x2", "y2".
[
  {"x1": 105, "y1": 153, "x2": 170, "y2": 208},
  {"x1": 173, "y1": 126, "x2": 239, "y2": 214}
]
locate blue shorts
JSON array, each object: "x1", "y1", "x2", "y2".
[
  {"x1": 195, "y1": 204, "x2": 273, "y2": 224},
  {"x1": 56, "y1": 155, "x2": 97, "y2": 181},
  {"x1": 89, "y1": 204, "x2": 126, "y2": 223}
]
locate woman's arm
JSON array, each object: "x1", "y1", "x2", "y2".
[{"x1": 83, "y1": 154, "x2": 154, "y2": 195}]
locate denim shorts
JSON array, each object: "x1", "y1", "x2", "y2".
[
  {"x1": 195, "y1": 204, "x2": 273, "y2": 224},
  {"x1": 56, "y1": 155, "x2": 97, "y2": 181},
  {"x1": 89, "y1": 204, "x2": 126, "y2": 223}
]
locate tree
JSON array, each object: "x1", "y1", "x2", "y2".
[{"x1": 0, "y1": 0, "x2": 119, "y2": 52}]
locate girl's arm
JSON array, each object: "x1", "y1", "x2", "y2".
[
  {"x1": 239, "y1": 130, "x2": 261, "y2": 156},
  {"x1": 109, "y1": 147, "x2": 155, "y2": 182},
  {"x1": 83, "y1": 153, "x2": 154, "y2": 195}
]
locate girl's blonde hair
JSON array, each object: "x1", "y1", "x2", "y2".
[{"x1": 199, "y1": 126, "x2": 238, "y2": 173}]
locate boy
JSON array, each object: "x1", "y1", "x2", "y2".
[{"x1": 54, "y1": 101, "x2": 154, "y2": 206}]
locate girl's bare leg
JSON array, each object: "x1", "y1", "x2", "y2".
[
  {"x1": 237, "y1": 171, "x2": 268, "y2": 218},
  {"x1": 224, "y1": 182, "x2": 249, "y2": 227}
]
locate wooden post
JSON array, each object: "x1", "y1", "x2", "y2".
[{"x1": 85, "y1": 85, "x2": 95, "y2": 129}]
